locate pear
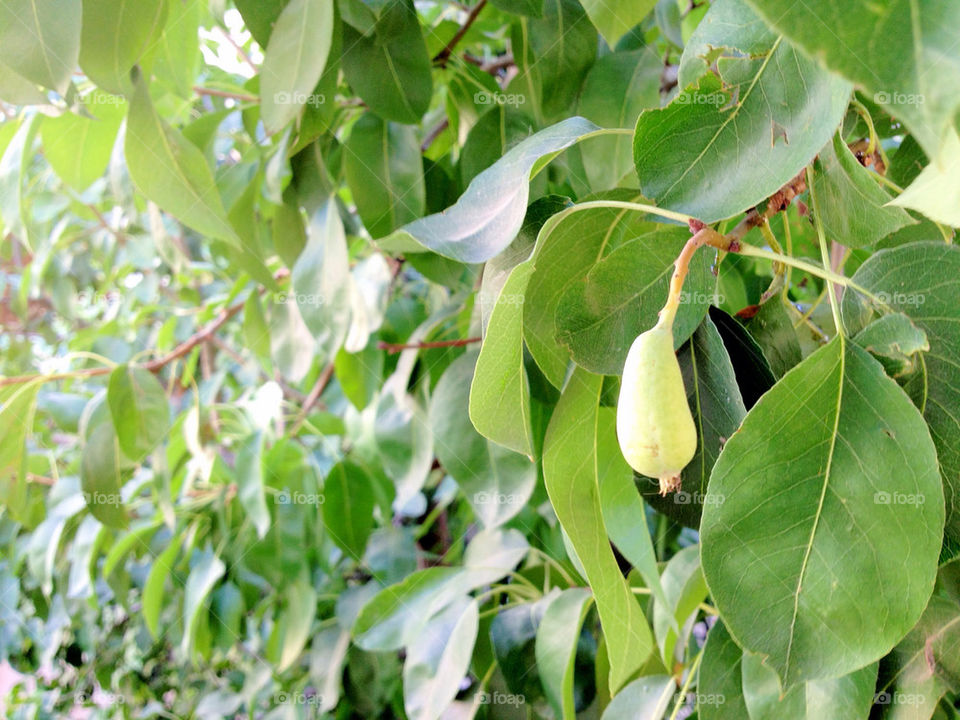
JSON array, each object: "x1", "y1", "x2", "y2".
[{"x1": 616, "y1": 322, "x2": 697, "y2": 494}]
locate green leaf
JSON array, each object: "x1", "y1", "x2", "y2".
[
  {"x1": 181, "y1": 549, "x2": 226, "y2": 656},
  {"x1": 260, "y1": 0, "x2": 334, "y2": 133},
  {"x1": 269, "y1": 298, "x2": 316, "y2": 382},
  {"x1": 889, "y1": 130, "x2": 960, "y2": 227},
  {"x1": 402, "y1": 597, "x2": 479, "y2": 720},
  {"x1": 243, "y1": 293, "x2": 273, "y2": 373},
  {"x1": 741, "y1": 653, "x2": 878, "y2": 719},
  {"x1": 0, "y1": 0, "x2": 80, "y2": 93},
  {"x1": 543, "y1": 368, "x2": 659, "y2": 694},
  {"x1": 125, "y1": 75, "x2": 239, "y2": 244},
  {"x1": 432, "y1": 352, "x2": 537, "y2": 528},
  {"x1": 236, "y1": 431, "x2": 270, "y2": 539},
  {"x1": 746, "y1": 299, "x2": 803, "y2": 378},
  {"x1": 555, "y1": 225, "x2": 715, "y2": 375},
  {"x1": 102, "y1": 519, "x2": 162, "y2": 579},
  {"x1": 875, "y1": 596, "x2": 960, "y2": 716},
  {"x1": 309, "y1": 625, "x2": 351, "y2": 712},
  {"x1": 150, "y1": 0, "x2": 202, "y2": 99},
  {"x1": 340, "y1": 0, "x2": 432, "y2": 123},
  {"x1": 291, "y1": 198, "x2": 352, "y2": 357},
  {"x1": 535, "y1": 588, "x2": 593, "y2": 719},
  {"x1": 335, "y1": 341, "x2": 383, "y2": 411},
  {"x1": 577, "y1": 49, "x2": 661, "y2": 191},
  {"x1": 470, "y1": 262, "x2": 535, "y2": 457},
  {"x1": 853, "y1": 312, "x2": 929, "y2": 379},
  {"x1": 579, "y1": 0, "x2": 656, "y2": 49},
  {"x1": 524, "y1": 191, "x2": 658, "y2": 387},
  {"x1": 0, "y1": 380, "x2": 42, "y2": 518},
  {"x1": 234, "y1": 0, "x2": 289, "y2": 46},
  {"x1": 676, "y1": 0, "x2": 776, "y2": 89},
  {"x1": 634, "y1": 44, "x2": 852, "y2": 223},
  {"x1": 323, "y1": 460, "x2": 376, "y2": 558},
  {"x1": 274, "y1": 578, "x2": 317, "y2": 672},
  {"x1": 79, "y1": 0, "x2": 167, "y2": 94},
  {"x1": 651, "y1": 546, "x2": 707, "y2": 667},
  {"x1": 701, "y1": 338, "x2": 944, "y2": 688},
  {"x1": 386, "y1": 117, "x2": 602, "y2": 263},
  {"x1": 742, "y1": 0, "x2": 960, "y2": 164},
  {"x1": 107, "y1": 365, "x2": 170, "y2": 461},
  {"x1": 600, "y1": 676, "x2": 675, "y2": 720},
  {"x1": 459, "y1": 106, "x2": 535, "y2": 188},
  {"x1": 643, "y1": 316, "x2": 747, "y2": 526},
  {"x1": 812, "y1": 134, "x2": 915, "y2": 249},
  {"x1": 510, "y1": 0, "x2": 597, "y2": 121},
  {"x1": 698, "y1": 622, "x2": 749, "y2": 720},
  {"x1": 81, "y1": 404, "x2": 128, "y2": 529},
  {"x1": 843, "y1": 244, "x2": 960, "y2": 545},
  {"x1": 40, "y1": 92, "x2": 124, "y2": 191},
  {"x1": 343, "y1": 113, "x2": 425, "y2": 239},
  {"x1": 144, "y1": 532, "x2": 183, "y2": 639}
]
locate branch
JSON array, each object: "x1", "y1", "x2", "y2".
[
  {"x1": 434, "y1": 0, "x2": 488, "y2": 66},
  {"x1": 193, "y1": 86, "x2": 259, "y2": 103},
  {"x1": 289, "y1": 362, "x2": 335, "y2": 434},
  {"x1": 377, "y1": 337, "x2": 481, "y2": 354}
]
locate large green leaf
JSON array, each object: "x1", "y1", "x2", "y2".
[
  {"x1": 579, "y1": 0, "x2": 656, "y2": 49},
  {"x1": 340, "y1": 0, "x2": 432, "y2": 123},
  {"x1": 812, "y1": 134, "x2": 915, "y2": 249},
  {"x1": 634, "y1": 43, "x2": 852, "y2": 223},
  {"x1": 577, "y1": 49, "x2": 661, "y2": 191},
  {"x1": 742, "y1": 0, "x2": 960, "y2": 164},
  {"x1": 701, "y1": 338, "x2": 944, "y2": 688},
  {"x1": 79, "y1": 0, "x2": 167, "y2": 94},
  {"x1": 343, "y1": 113, "x2": 425, "y2": 239},
  {"x1": 741, "y1": 652, "x2": 878, "y2": 719},
  {"x1": 642, "y1": 316, "x2": 747, "y2": 527},
  {"x1": 599, "y1": 676, "x2": 675, "y2": 720},
  {"x1": 181, "y1": 550, "x2": 226, "y2": 656},
  {"x1": 0, "y1": 0, "x2": 80, "y2": 93},
  {"x1": 387, "y1": 117, "x2": 602, "y2": 263},
  {"x1": 459, "y1": 106, "x2": 536, "y2": 188},
  {"x1": 469, "y1": 262, "x2": 535, "y2": 457},
  {"x1": 402, "y1": 597, "x2": 479, "y2": 720},
  {"x1": 323, "y1": 460, "x2": 376, "y2": 558},
  {"x1": 259, "y1": 0, "x2": 334, "y2": 132},
  {"x1": 698, "y1": 622, "x2": 749, "y2": 720},
  {"x1": 555, "y1": 225, "x2": 715, "y2": 375},
  {"x1": 432, "y1": 352, "x2": 536, "y2": 528},
  {"x1": 125, "y1": 76, "x2": 239, "y2": 244},
  {"x1": 107, "y1": 365, "x2": 170, "y2": 461},
  {"x1": 0, "y1": 381, "x2": 43, "y2": 518},
  {"x1": 543, "y1": 368, "x2": 659, "y2": 693},
  {"x1": 535, "y1": 588, "x2": 593, "y2": 719},
  {"x1": 143, "y1": 532, "x2": 183, "y2": 639},
  {"x1": 290, "y1": 198, "x2": 351, "y2": 358},
  {"x1": 271, "y1": 578, "x2": 317, "y2": 672},
  {"x1": 40, "y1": 91, "x2": 124, "y2": 191},
  {"x1": 843, "y1": 243, "x2": 960, "y2": 544}
]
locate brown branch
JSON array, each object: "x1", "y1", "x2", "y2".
[
  {"x1": 463, "y1": 52, "x2": 515, "y2": 74},
  {"x1": 434, "y1": 0, "x2": 488, "y2": 66},
  {"x1": 377, "y1": 337, "x2": 481, "y2": 354},
  {"x1": 421, "y1": 118, "x2": 450, "y2": 152},
  {"x1": 289, "y1": 362, "x2": 335, "y2": 434},
  {"x1": 193, "y1": 86, "x2": 259, "y2": 103},
  {"x1": 216, "y1": 26, "x2": 257, "y2": 74}
]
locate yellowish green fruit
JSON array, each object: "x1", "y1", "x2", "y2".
[{"x1": 616, "y1": 322, "x2": 697, "y2": 494}]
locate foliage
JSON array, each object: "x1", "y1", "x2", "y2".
[{"x1": 1, "y1": 0, "x2": 960, "y2": 719}]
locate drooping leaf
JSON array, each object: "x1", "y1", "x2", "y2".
[
  {"x1": 842, "y1": 243, "x2": 960, "y2": 544},
  {"x1": 433, "y1": 352, "x2": 536, "y2": 528},
  {"x1": 107, "y1": 365, "x2": 170, "y2": 461},
  {"x1": 125, "y1": 75, "x2": 239, "y2": 244},
  {"x1": 340, "y1": 0, "x2": 432, "y2": 123},
  {"x1": 0, "y1": 380, "x2": 43, "y2": 518},
  {"x1": 701, "y1": 338, "x2": 944, "y2": 688},
  {"x1": 543, "y1": 368, "x2": 659, "y2": 693},
  {"x1": 260, "y1": 0, "x2": 334, "y2": 132},
  {"x1": 599, "y1": 676, "x2": 675, "y2": 720},
  {"x1": 323, "y1": 460, "x2": 376, "y2": 558},
  {"x1": 634, "y1": 44, "x2": 852, "y2": 223},
  {"x1": 0, "y1": 0, "x2": 80, "y2": 93},
  {"x1": 812, "y1": 134, "x2": 915, "y2": 249},
  {"x1": 40, "y1": 92, "x2": 124, "y2": 191},
  {"x1": 272, "y1": 578, "x2": 317, "y2": 672},
  {"x1": 181, "y1": 550, "x2": 226, "y2": 656},
  {"x1": 79, "y1": 0, "x2": 168, "y2": 94},
  {"x1": 651, "y1": 546, "x2": 708, "y2": 667},
  {"x1": 343, "y1": 113, "x2": 425, "y2": 239},
  {"x1": 579, "y1": 0, "x2": 656, "y2": 50},
  {"x1": 144, "y1": 532, "x2": 183, "y2": 639},
  {"x1": 535, "y1": 588, "x2": 593, "y2": 719}
]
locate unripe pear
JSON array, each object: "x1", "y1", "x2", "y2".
[{"x1": 616, "y1": 322, "x2": 697, "y2": 494}]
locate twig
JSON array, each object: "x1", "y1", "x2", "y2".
[
  {"x1": 421, "y1": 118, "x2": 450, "y2": 152},
  {"x1": 377, "y1": 337, "x2": 481, "y2": 353},
  {"x1": 217, "y1": 26, "x2": 258, "y2": 74},
  {"x1": 434, "y1": 0, "x2": 488, "y2": 66},
  {"x1": 289, "y1": 363, "x2": 335, "y2": 435},
  {"x1": 193, "y1": 86, "x2": 259, "y2": 103}
]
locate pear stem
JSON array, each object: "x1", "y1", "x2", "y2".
[{"x1": 658, "y1": 226, "x2": 727, "y2": 329}]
